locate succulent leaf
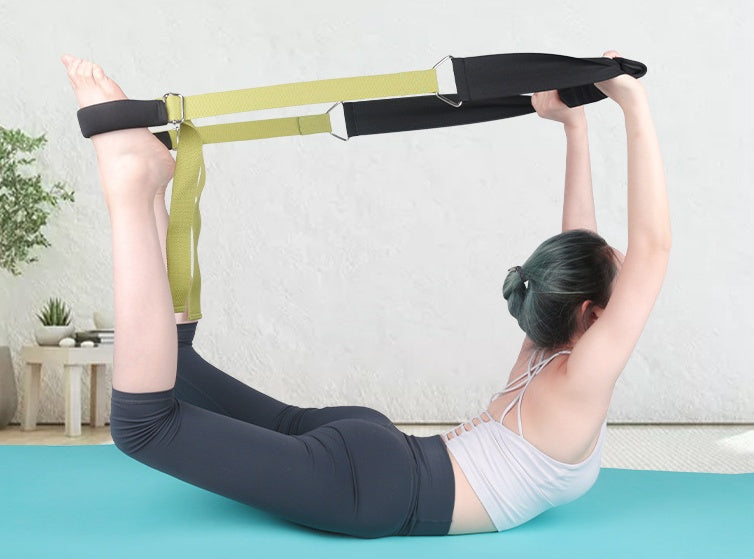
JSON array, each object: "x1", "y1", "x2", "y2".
[{"x1": 37, "y1": 297, "x2": 72, "y2": 326}]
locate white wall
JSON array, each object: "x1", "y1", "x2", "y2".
[{"x1": 0, "y1": 0, "x2": 751, "y2": 424}]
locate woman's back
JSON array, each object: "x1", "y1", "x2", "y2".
[
  {"x1": 489, "y1": 341, "x2": 607, "y2": 463},
  {"x1": 449, "y1": 338, "x2": 606, "y2": 463},
  {"x1": 443, "y1": 343, "x2": 607, "y2": 534}
]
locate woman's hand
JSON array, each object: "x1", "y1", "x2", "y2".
[
  {"x1": 594, "y1": 50, "x2": 646, "y2": 108},
  {"x1": 531, "y1": 89, "x2": 586, "y2": 127}
]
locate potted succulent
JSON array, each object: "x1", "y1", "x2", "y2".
[
  {"x1": 34, "y1": 297, "x2": 75, "y2": 346},
  {"x1": 1, "y1": 126, "x2": 74, "y2": 426}
]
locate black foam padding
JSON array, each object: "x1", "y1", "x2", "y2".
[
  {"x1": 344, "y1": 95, "x2": 535, "y2": 137},
  {"x1": 343, "y1": 54, "x2": 646, "y2": 137},
  {"x1": 76, "y1": 99, "x2": 168, "y2": 138},
  {"x1": 451, "y1": 53, "x2": 646, "y2": 103}
]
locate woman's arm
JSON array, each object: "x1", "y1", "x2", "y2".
[
  {"x1": 621, "y1": 94, "x2": 672, "y2": 250},
  {"x1": 566, "y1": 52, "x2": 671, "y2": 400},
  {"x1": 531, "y1": 91, "x2": 597, "y2": 232},
  {"x1": 562, "y1": 120, "x2": 597, "y2": 232}
]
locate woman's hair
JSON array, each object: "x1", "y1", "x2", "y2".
[{"x1": 502, "y1": 229, "x2": 620, "y2": 350}]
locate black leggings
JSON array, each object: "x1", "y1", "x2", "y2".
[{"x1": 109, "y1": 322, "x2": 455, "y2": 538}]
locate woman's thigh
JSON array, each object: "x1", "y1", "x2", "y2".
[{"x1": 110, "y1": 387, "x2": 416, "y2": 539}]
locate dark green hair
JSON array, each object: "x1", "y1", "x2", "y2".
[{"x1": 502, "y1": 229, "x2": 619, "y2": 350}]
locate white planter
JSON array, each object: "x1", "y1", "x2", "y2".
[
  {"x1": 34, "y1": 324, "x2": 75, "y2": 346},
  {"x1": 93, "y1": 310, "x2": 114, "y2": 329}
]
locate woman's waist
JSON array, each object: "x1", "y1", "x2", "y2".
[{"x1": 397, "y1": 433, "x2": 456, "y2": 536}]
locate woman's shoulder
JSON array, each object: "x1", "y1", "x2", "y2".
[{"x1": 564, "y1": 246, "x2": 669, "y2": 398}]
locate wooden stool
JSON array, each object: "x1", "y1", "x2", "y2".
[{"x1": 20, "y1": 345, "x2": 113, "y2": 437}]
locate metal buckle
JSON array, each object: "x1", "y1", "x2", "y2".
[
  {"x1": 326, "y1": 101, "x2": 348, "y2": 141},
  {"x1": 432, "y1": 55, "x2": 463, "y2": 108},
  {"x1": 163, "y1": 92, "x2": 185, "y2": 129}
]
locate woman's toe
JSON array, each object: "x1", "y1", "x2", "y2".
[
  {"x1": 66, "y1": 57, "x2": 81, "y2": 76},
  {"x1": 92, "y1": 63, "x2": 107, "y2": 82},
  {"x1": 77, "y1": 60, "x2": 95, "y2": 84},
  {"x1": 94, "y1": 65, "x2": 127, "y2": 99}
]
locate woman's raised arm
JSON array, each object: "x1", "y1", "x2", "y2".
[
  {"x1": 565, "y1": 51, "x2": 672, "y2": 400},
  {"x1": 531, "y1": 90, "x2": 597, "y2": 233}
]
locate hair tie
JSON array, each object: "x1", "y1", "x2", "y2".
[{"x1": 508, "y1": 265, "x2": 528, "y2": 284}]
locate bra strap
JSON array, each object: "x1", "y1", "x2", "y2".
[{"x1": 499, "y1": 349, "x2": 571, "y2": 438}]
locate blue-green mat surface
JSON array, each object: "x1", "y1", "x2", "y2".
[{"x1": 2, "y1": 444, "x2": 752, "y2": 558}]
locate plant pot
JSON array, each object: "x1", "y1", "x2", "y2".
[
  {"x1": 0, "y1": 346, "x2": 17, "y2": 428},
  {"x1": 93, "y1": 310, "x2": 114, "y2": 329},
  {"x1": 34, "y1": 324, "x2": 75, "y2": 346}
]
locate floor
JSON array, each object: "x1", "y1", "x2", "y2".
[{"x1": 2, "y1": 423, "x2": 752, "y2": 474}]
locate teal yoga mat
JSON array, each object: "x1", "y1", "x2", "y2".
[{"x1": 1, "y1": 444, "x2": 752, "y2": 558}]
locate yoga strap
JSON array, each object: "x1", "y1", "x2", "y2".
[{"x1": 75, "y1": 53, "x2": 647, "y2": 320}]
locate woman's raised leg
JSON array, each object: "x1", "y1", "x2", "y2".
[{"x1": 62, "y1": 54, "x2": 178, "y2": 394}]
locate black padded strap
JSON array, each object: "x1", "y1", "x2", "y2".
[
  {"x1": 451, "y1": 54, "x2": 647, "y2": 105},
  {"x1": 153, "y1": 131, "x2": 173, "y2": 150},
  {"x1": 343, "y1": 54, "x2": 646, "y2": 137},
  {"x1": 76, "y1": 99, "x2": 167, "y2": 138},
  {"x1": 344, "y1": 95, "x2": 535, "y2": 138}
]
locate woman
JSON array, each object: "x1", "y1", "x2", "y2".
[{"x1": 60, "y1": 49, "x2": 670, "y2": 539}]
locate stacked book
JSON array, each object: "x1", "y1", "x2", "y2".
[{"x1": 75, "y1": 329, "x2": 115, "y2": 346}]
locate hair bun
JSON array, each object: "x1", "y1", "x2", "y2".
[
  {"x1": 503, "y1": 266, "x2": 528, "y2": 320},
  {"x1": 508, "y1": 266, "x2": 528, "y2": 284}
]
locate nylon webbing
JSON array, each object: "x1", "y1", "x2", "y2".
[
  {"x1": 164, "y1": 69, "x2": 439, "y2": 121},
  {"x1": 163, "y1": 67, "x2": 437, "y2": 317}
]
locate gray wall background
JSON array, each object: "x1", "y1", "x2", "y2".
[{"x1": 0, "y1": 0, "x2": 752, "y2": 424}]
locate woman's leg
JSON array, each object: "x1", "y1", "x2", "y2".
[
  {"x1": 152, "y1": 172, "x2": 393, "y2": 434},
  {"x1": 61, "y1": 56, "x2": 427, "y2": 538},
  {"x1": 63, "y1": 54, "x2": 178, "y2": 394},
  {"x1": 109, "y1": 387, "x2": 419, "y2": 538}
]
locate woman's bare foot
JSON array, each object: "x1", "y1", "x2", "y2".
[{"x1": 61, "y1": 54, "x2": 176, "y2": 204}]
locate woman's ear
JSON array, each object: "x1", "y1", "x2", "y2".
[{"x1": 580, "y1": 300, "x2": 604, "y2": 330}]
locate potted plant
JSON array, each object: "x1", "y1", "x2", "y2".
[
  {"x1": 0, "y1": 126, "x2": 75, "y2": 276},
  {"x1": 34, "y1": 297, "x2": 75, "y2": 346},
  {"x1": 0, "y1": 126, "x2": 74, "y2": 426}
]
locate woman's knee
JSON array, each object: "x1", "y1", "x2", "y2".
[{"x1": 110, "y1": 388, "x2": 181, "y2": 456}]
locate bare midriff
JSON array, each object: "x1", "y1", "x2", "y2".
[{"x1": 443, "y1": 435, "x2": 498, "y2": 535}]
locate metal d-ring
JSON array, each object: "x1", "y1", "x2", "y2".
[
  {"x1": 326, "y1": 101, "x2": 349, "y2": 141},
  {"x1": 432, "y1": 55, "x2": 463, "y2": 108}
]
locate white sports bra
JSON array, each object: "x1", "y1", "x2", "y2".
[{"x1": 442, "y1": 348, "x2": 606, "y2": 532}]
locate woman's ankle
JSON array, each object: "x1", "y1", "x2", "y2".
[{"x1": 174, "y1": 311, "x2": 199, "y2": 325}]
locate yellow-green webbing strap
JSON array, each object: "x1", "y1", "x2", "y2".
[
  {"x1": 166, "y1": 121, "x2": 205, "y2": 319},
  {"x1": 164, "y1": 69, "x2": 439, "y2": 121},
  {"x1": 164, "y1": 67, "x2": 440, "y2": 320},
  {"x1": 167, "y1": 113, "x2": 332, "y2": 146},
  {"x1": 165, "y1": 114, "x2": 331, "y2": 319}
]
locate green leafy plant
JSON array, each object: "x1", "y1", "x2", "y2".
[
  {"x1": 36, "y1": 297, "x2": 72, "y2": 327},
  {"x1": 0, "y1": 126, "x2": 75, "y2": 276}
]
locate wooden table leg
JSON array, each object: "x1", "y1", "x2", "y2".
[
  {"x1": 21, "y1": 363, "x2": 42, "y2": 431},
  {"x1": 65, "y1": 364, "x2": 82, "y2": 437},
  {"x1": 89, "y1": 363, "x2": 108, "y2": 427}
]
